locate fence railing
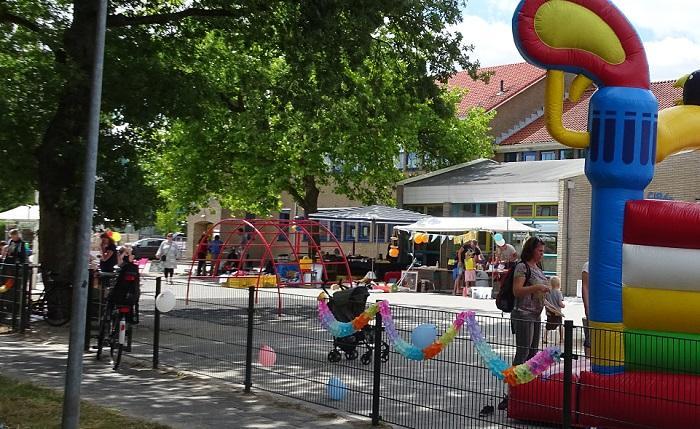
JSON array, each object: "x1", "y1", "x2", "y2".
[
  {"x1": 0, "y1": 263, "x2": 30, "y2": 333},
  {"x1": 124, "y1": 278, "x2": 700, "y2": 428}
]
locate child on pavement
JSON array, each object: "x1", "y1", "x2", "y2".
[{"x1": 544, "y1": 276, "x2": 565, "y2": 344}]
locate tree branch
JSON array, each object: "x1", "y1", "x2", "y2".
[
  {"x1": 0, "y1": 8, "x2": 43, "y2": 34},
  {"x1": 0, "y1": 7, "x2": 62, "y2": 55},
  {"x1": 285, "y1": 185, "x2": 305, "y2": 208},
  {"x1": 219, "y1": 92, "x2": 245, "y2": 113},
  {"x1": 107, "y1": 8, "x2": 242, "y2": 28}
]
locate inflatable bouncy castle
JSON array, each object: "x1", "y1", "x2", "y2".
[{"x1": 511, "y1": 0, "x2": 700, "y2": 426}]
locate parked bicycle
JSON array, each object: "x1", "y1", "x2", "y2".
[
  {"x1": 30, "y1": 271, "x2": 71, "y2": 326},
  {"x1": 95, "y1": 265, "x2": 140, "y2": 370}
]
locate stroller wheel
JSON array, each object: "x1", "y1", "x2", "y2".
[
  {"x1": 360, "y1": 352, "x2": 372, "y2": 365},
  {"x1": 346, "y1": 350, "x2": 358, "y2": 360},
  {"x1": 328, "y1": 350, "x2": 342, "y2": 363},
  {"x1": 381, "y1": 342, "x2": 390, "y2": 362}
]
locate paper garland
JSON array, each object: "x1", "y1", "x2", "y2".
[
  {"x1": 378, "y1": 301, "x2": 465, "y2": 361},
  {"x1": 317, "y1": 297, "x2": 561, "y2": 385},
  {"x1": 318, "y1": 298, "x2": 379, "y2": 338},
  {"x1": 464, "y1": 310, "x2": 561, "y2": 385}
]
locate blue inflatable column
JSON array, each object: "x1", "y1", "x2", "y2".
[{"x1": 585, "y1": 87, "x2": 657, "y2": 374}]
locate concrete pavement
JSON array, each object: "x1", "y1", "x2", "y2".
[{"x1": 0, "y1": 330, "x2": 381, "y2": 429}]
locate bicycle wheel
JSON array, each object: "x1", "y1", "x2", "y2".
[
  {"x1": 111, "y1": 313, "x2": 124, "y2": 370},
  {"x1": 43, "y1": 286, "x2": 71, "y2": 326},
  {"x1": 95, "y1": 308, "x2": 111, "y2": 360}
]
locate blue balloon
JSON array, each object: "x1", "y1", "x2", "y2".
[
  {"x1": 327, "y1": 376, "x2": 347, "y2": 401},
  {"x1": 410, "y1": 324, "x2": 438, "y2": 349}
]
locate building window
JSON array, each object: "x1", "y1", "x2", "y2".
[
  {"x1": 541, "y1": 151, "x2": 556, "y2": 160},
  {"x1": 344, "y1": 223, "x2": 357, "y2": 242},
  {"x1": 358, "y1": 223, "x2": 371, "y2": 242},
  {"x1": 319, "y1": 221, "x2": 329, "y2": 242},
  {"x1": 503, "y1": 152, "x2": 518, "y2": 163},
  {"x1": 330, "y1": 221, "x2": 342, "y2": 241},
  {"x1": 451, "y1": 203, "x2": 497, "y2": 217},
  {"x1": 425, "y1": 205, "x2": 443, "y2": 217},
  {"x1": 535, "y1": 204, "x2": 558, "y2": 218},
  {"x1": 375, "y1": 223, "x2": 386, "y2": 242},
  {"x1": 278, "y1": 211, "x2": 290, "y2": 241},
  {"x1": 510, "y1": 204, "x2": 533, "y2": 217},
  {"x1": 560, "y1": 149, "x2": 576, "y2": 159},
  {"x1": 406, "y1": 152, "x2": 419, "y2": 170},
  {"x1": 522, "y1": 151, "x2": 537, "y2": 162},
  {"x1": 405, "y1": 204, "x2": 443, "y2": 216}
]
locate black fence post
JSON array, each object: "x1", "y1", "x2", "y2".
[
  {"x1": 11, "y1": 263, "x2": 20, "y2": 331},
  {"x1": 20, "y1": 264, "x2": 30, "y2": 333},
  {"x1": 244, "y1": 286, "x2": 255, "y2": 393},
  {"x1": 84, "y1": 277, "x2": 93, "y2": 351},
  {"x1": 153, "y1": 277, "x2": 161, "y2": 369},
  {"x1": 562, "y1": 320, "x2": 574, "y2": 429},
  {"x1": 371, "y1": 304, "x2": 383, "y2": 425}
]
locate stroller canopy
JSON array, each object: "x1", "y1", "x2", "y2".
[{"x1": 328, "y1": 286, "x2": 370, "y2": 322}]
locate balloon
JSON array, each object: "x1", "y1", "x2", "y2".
[
  {"x1": 327, "y1": 376, "x2": 347, "y2": 401},
  {"x1": 112, "y1": 231, "x2": 122, "y2": 242},
  {"x1": 389, "y1": 246, "x2": 399, "y2": 258},
  {"x1": 494, "y1": 233, "x2": 505, "y2": 246},
  {"x1": 258, "y1": 345, "x2": 277, "y2": 367},
  {"x1": 411, "y1": 324, "x2": 438, "y2": 349},
  {"x1": 155, "y1": 290, "x2": 176, "y2": 313}
]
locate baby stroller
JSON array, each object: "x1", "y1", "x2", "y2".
[{"x1": 323, "y1": 284, "x2": 390, "y2": 365}]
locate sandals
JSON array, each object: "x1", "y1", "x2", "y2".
[{"x1": 479, "y1": 405, "x2": 494, "y2": 417}]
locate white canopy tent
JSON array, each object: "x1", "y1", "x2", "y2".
[
  {"x1": 395, "y1": 216, "x2": 537, "y2": 234},
  {"x1": 0, "y1": 205, "x2": 39, "y2": 221}
]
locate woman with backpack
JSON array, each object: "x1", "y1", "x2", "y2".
[{"x1": 499, "y1": 236, "x2": 550, "y2": 411}]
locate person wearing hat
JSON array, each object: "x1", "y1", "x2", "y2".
[{"x1": 495, "y1": 236, "x2": 518, "y2": 269}]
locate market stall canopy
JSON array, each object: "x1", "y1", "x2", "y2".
[
  {"x1": 308, "y1": 205, "x2": 427, "y2": 225},
  {"x1": 395, "y1": 216, "x2": 537, "y2": 233},
  {"x1": 0, "y1": 205, "x2": 39, "y2": 221}
]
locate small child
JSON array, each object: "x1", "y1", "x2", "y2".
[{"x1": 544, "y1": 276, "x2": 565, "y2": 344}]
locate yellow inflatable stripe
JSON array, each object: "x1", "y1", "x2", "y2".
[
  {"x1": 623, "y1": 286, "x2": 700, "y2": 334},
  {"x1": 588, "y1": 321, "x2": 625, "y2": 367},
  {"x1": 534, "y1": 0, "x2": 625, "y2": 65}
]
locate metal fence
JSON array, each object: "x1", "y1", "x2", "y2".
[
  {"x1": 0, "y1": 263, "x2": 30, "y2": 333},
  {"x1": 127, "y1": 277, "x2": 700, "y2": 429}
]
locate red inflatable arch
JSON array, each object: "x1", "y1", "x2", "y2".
[{"x1": 187, "y1": 219, "x2": 353, "y2": 312}]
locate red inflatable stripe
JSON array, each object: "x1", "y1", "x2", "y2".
[{"x1": 624, "y1": 200, "x2": 700, "y2": 249}]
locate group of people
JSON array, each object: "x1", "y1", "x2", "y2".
[
  {"x1": 0, "y1": 229, "x2": 29, "y2": 267},
  {"x1": 453, "y1": 237, "x2": 518, "y2": 296},
  {"x1": 194, "y1": 228, "x2": 251, "y2": 277}
]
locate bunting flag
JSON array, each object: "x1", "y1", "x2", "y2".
[{"x1": 317, "y1": 297, "x2": 561, "y2": 384}]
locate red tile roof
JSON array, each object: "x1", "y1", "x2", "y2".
[
  {"x1": 499, "y1": 80, "x2": 681, "y2": 146},
  {"x1": 447, "y1": 62, "x2": 546, "y2": 115}
]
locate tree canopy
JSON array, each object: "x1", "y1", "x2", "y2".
[{"x1": 1, "y1": 0, "x2": 493, "y2": 280}]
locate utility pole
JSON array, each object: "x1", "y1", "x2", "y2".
[{"x1": 62, "y1": 0, "x2": 108, "y2": 427}]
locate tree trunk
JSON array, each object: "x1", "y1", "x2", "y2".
[
  {"x1": 38, "y1": 0, "x2": 99, "y2": 285},
  {"x1": 300, "y1": 176, "x2": 320, "y2": 257}
]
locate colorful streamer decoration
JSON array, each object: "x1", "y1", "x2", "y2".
[
  {"x1": 317, "y1": 297, "x2": 561, "y2": 384},
  {"x1": 378, "y1": 301, "x2": 465, "y2": 361},
  {"x1": 318, "y1": 297, "x2": 379, "y2": 338},
  {"x1": 464, "y1": 311, "x2": 561, "y2": 385}
]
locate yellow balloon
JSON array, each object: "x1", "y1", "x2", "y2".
[{"x1": 112, "y1": 232, "x2": 122, "y2": 242}]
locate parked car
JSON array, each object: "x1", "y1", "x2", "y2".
[{"x1": 128, "y1": 238, "x2": 165, "y2": 260}]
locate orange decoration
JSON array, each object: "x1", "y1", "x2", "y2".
[
  {"x1": 422, "y1": 342, "x2": 443, "y2": 360},
  {"x1": 502, "y1": 368, "x2": 518, "y2": 386},
  {"x1": 388, "y1": 246, "x2": 399, "y2": 258},
  {"x1": 352, "y1": 314, "x2": 371, "y2": 330}
]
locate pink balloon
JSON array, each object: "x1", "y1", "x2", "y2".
[{"x1": 258, "y1": 345, "x2": 277, "y2": 367}]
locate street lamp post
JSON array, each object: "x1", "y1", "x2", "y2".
[{"x1": 61, "y1": 1, "x2": 108, "y2": 427}]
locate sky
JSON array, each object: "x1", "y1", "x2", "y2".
[{"x1": 457, "y1": 0, "x2": 700, "y2": 81}]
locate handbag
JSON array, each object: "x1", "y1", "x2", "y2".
[{"x1": 160, "y1": 255, "x2": 166, "y2": 262}]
